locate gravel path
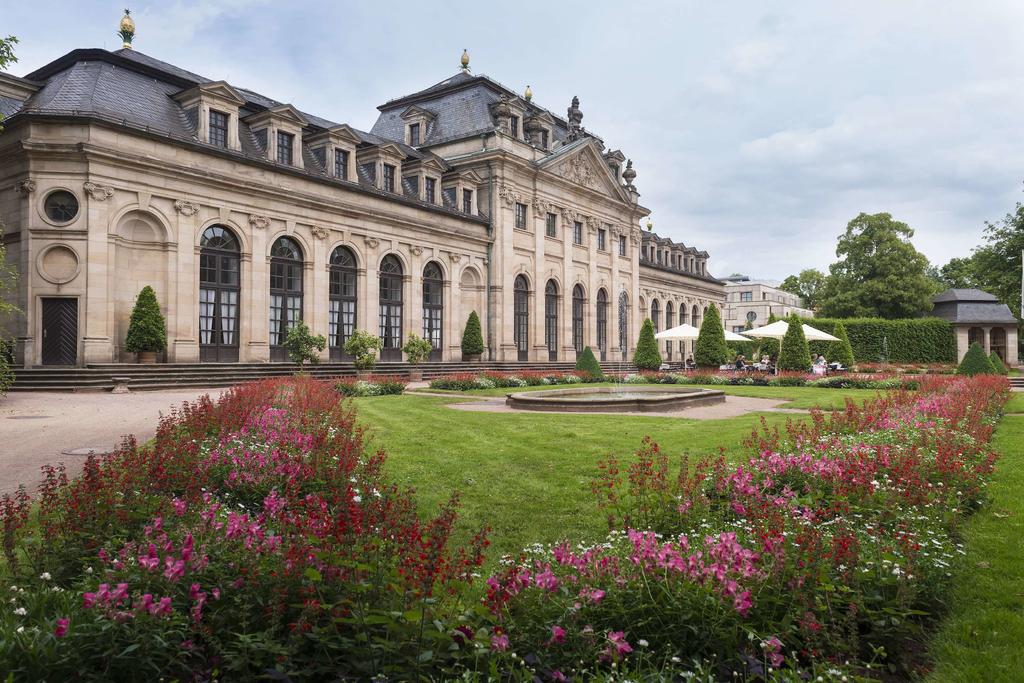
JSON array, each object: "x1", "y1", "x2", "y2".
[{"x1": 0, "y1": 389, "x2": 222, "y2": 496}]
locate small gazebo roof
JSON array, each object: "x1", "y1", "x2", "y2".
[{"x1": 931, "y1": 288, "x2": 1017, "y2": 324}]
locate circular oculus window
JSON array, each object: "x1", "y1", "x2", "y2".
[{"x1": 43, "y1": 190, "x2": 80, "y2": 224}]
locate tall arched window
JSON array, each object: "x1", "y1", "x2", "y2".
[
  {"x1": 379, "y1": 255, "x2": 404, "y2": 361},
  {"x1": 423, "y1": 261, "x2": 444, "y2": 362},
  {"x1": 691, "y1": 304, "x2": 700, "y2": 329},
  {"x1": 679, "y1": 303, "x2": 689, "y2": 358},
  {"x1": 269, "y1": 236, "x2": 303, "y2": 362},
  {"x1": 199, "y1": 225, "x2": 240, "y2": 362},
  {"x1": 618, "y1": 291, "x2": 629, "y2": 359},
  {"x1": 596, "y1": 288, "x2": 608, "y2": 361},
  {"x1": 665, "y1": 302, "x2": 674, "y2": 360},
  {"x1": 514, "y1": 275, "x2": 529, "y2": 361},
  {"x1": 572, "y1": 284, "x2": 585, "y2": 354},
  {"x1": 329, "y1": 246, "x2": 357, "y2": 360},
  {"x1": 651, "y1": 300, "x2": 660, "y2": 333},
  {"x1": 545, "y1": 280, "x2": 559, "y2": 361}
]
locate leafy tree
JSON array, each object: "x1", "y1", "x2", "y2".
[
  {"x1": 970, "y1": 202, "x2": 1024, "y2": 328},
  {"x1": 817, "y1": 213, "x2": 935, "y2": 319},
  {"x1": 282, "y1": 321, "x2": 326, "y2": 368},
  {"x1": 778, "y1": 268, "x2": 827, "y2": 310},
  {"x1": 575, "y1": 346, "x2": 603, "y2": 379},
  {"x1": 777, "y1": 315, "x2": 812, "y2": 371},
  {"x1": 124, "y1": 286, "x2": 167, "y2": 354},
  {"x1": 956, "y1": 342, "x2": 996, "y2": 376},
  {"x1": 633, "y1": 318, "x2": 662, "y2": 370},
  {"x1": 988, "y1": 352, "x2": 1008, "y2": 375},
  {"x1": 460, "y1": 311, "x2": 484, "y2": 356},
  {"x1": 694, "y1": 305, "x2": 730, "y2": 368},
  {"x1": 401, "y1": 333, "x2": 432, "y2": 365},
  {"x1": 933, "y1": 258, "x2": 978, "y2": 290},
  {"x1": 826, "y1": 321, "x2": 855, "y2": 367},
  {"x1": 0, "y1": 37, "x2": 17, "y2": 133},
  {"x1": 344, "y1": 330, "x2": 383, "y2": 371}
]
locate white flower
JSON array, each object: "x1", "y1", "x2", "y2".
[
  {"x1": 13, "y1": 607, "x2": 27, "y2": 616},
  {"x1": 39, "y1": 572, "x2": 51, "y2": 581},
  {"x1": 352, "y1": 495, "x2": 362, "y2": 503},
  {"x1": 16, "y1": 626, "x2": 24, "y2": 634},
  {"x1": 85, "y1": 567, "x2": 93, "y2": 574},
  {"x1": 637, "y1": 639, "x2": 649, "y2": 647}
]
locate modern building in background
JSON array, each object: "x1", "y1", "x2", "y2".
[
  {"x1": 0, "y1": 13, "x2": 723, "y2": 368},
  {"x1": 721, "y1": 275, "x2": 814, "y2": 333}
]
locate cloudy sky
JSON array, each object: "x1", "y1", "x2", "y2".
[{"x1": 7, "y1": 1, "x2": 1024, "y2": 280}]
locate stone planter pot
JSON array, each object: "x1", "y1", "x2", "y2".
[
  {"x1": 137, "y1": 351, "x2": 157, "y2": 364},
  {"x1": 462, "y1": 352, "x2": 482, "y2": 363},
  {"x1": 407, "y1": 368, "x2": 423, "y2": 382}
]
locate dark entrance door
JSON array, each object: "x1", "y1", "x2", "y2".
[{"x1": 41, "y1": 298, "x2": 78, "y2": 365}]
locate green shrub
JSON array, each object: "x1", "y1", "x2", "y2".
[
  {"x1": 401, "y1": 333, "x2": 433, "y2": 365},
  {"x1": 768, "y1": 375, "x2": 807, "y2": 387},
  {"x1": 827, "y1": 321, "x2": 855, "y2": 367},
  {"x1": 633, "y1": 318, "x2": 662, "y2": 370},
  {"x1": 957, "y1": 342, "x2": 996, "y2": 376},
  {"x1": 335, "y1": 376, "x2": 406, "y2": 396},
  {"x1": 343, "y1": 329, "x2": 383, "y2": 370},
  {"x1": 798, "y1": 317, "x2": 956, "y2": 363},
  {"x1": 777, "y1": 316, "x2": 812, "y2": 371},
  {"x1": 460, "y1": 311, "x2": 485, "y2": 355},
  {"x1": 0, "y1": 338, "x2": 12, "y2": 396},
  {"x1": 694, "y1": 305, "x2": 730, "y2": 368},
  {"x1": 124, "y1": 285, "x2": 167, "y2": 353},
  {"x1": 989, "y1": 352, "x2": 1008, "y2": 375},
  {"x1": 575, "y1": 346, "x2": 603, "y2": 379},
  {"x1": 282, "y1": 321, "x2": 326, "y2": 367}
]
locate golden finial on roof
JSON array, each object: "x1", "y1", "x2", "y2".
[
  {"x1": 460, "y1": 49, "x2": 470, "y2": 72},
  {"x1": 646, "y1": 218, "x2": 653, "y2": 231},
  {"x1": 524, "y1": 84, "x2": 533, "y2": 102},
  {"x1": 118, "y1": 8, "x2": 136, "y2": 49}
]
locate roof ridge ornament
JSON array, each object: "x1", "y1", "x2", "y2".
[
  {"x1": 524, "y1": 85, "x2": 533, "y2": 103},
  {"x1": 460, "y1": 49, "x2": 470, "y2": 73},
  {"x1": 622, "y1": 159, "x2": 637, "y2": 191},
  {"x1": 118, "y1": 9, "x2": 136, "y2": 49},
  {"x1": 566, "y1": 95, "x2": 584, "y2": 142}
]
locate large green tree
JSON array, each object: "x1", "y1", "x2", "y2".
[
  {"x1": 778, "y1": 268, "x2": 827, "y2": 310},
  {"x1": 969, "y1": 202, "x2": 1024, "y2": 325},
  {"x1": 0, "y1": 36, "x2": 17, "y2": 133},
  {"x1": 817, "y1": 212, "x2": 935, "y2": 319}
]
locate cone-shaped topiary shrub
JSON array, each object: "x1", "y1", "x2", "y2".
[
  {"x1": 633, "y1": 318, "x2": 662, "y2": 370},
  {"x1": 694, "y1": 305, "x2": 730, "y2": 368},
  {"x1": 989, "y1": 352, "x2": 1008, "y2": 375},
  {"x1": 956, "y1": 342, "x2": 996, "y2": 376},
  {"x1": 575, "y1": 346, "x2": 603, "y2": 379},
  {"x1": 827, "y1": 321, "x2": 855, "y2": 368},
  {"x1": 777, "y1": 315, "x2": 812, "y2": 371},
  {"x1": 124, "y1": 285, "x2": 167, "y2": 353},
  {"x1": 461, "y1": 311, "x2": 484, "y2": 356}
]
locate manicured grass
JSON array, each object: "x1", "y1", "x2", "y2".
[
  {"x1": 1003, "y1": 391, "x2": 1024, "y2": 413},
  {"x1": 926, "y1": 415, "x2": 1024, "y2": 682}
]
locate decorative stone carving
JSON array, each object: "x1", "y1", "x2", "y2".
[
  {"x1": 83, "y1": 182, "x2": 114, "y2": 201},
  {"x1": 410, "y1": 245, "x2": 423, "y2": 256},
  {"x1": 174, "y1": 199, "x2": 199, "y2": 216},
  {"x1": 248, "y1": 214, "x2": 270, "y2": 230},
  {"x1": 559, "y1": 154, "x2": 597, "y2": 188},
  {"x1": 14, "y1": 179, "x2": 36, "y2": 195},
  {"x1": 497, "y1": 184, "x2": 524, "y2": 207},
  {"x1": 449, "y1": 253, "x2": 462, "y2": 263},
  {"x1": 622, "y1": 159, "x2": 637, "y2": 190},
  {"x1": 566, "y1": 95, "x2": 584, "y2": 142},
  {"x1": 490, "y1": 94, "x2": 512, "y2": 133},
  {"x1": 560, "y1": 207, "x2": 580, "y2": 225},
  {"x1": 532, "y1": 198, "x2": 552, "y2": 218},
  {"x1": 364, "y1": 236, "x2": 380, "y2": 249},
  {"x1": 630, "y1": 228, "x2": 642, "y2": 246},
  {"x1": 310, "y1": 225, "x2": 328, "y2": 240},
  {"x1": 585, "y1": 216, "x2": 601, "y2": 233}
]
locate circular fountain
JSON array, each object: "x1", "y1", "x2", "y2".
[{"x1": 505, "y1": 385, "x2": 726, "y2": 413}]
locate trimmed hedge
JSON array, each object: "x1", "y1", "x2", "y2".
[
  {"x1": 798, "y1": 317, "x2": 956, "y2": 363},
  {"x1": 461, "y1": 310, "x2": 485, "y2": 355},
  {"x1": 989, "y1": 352, "x2": 1008, "y2": 375},
  {"x1": 575, "y1": 346, "x2": 603, "y2": 379},
  {"x1": 694, "y1": 305, "x2": 730, "y2": 368},
  {"x1": 633, "y1": 318, "x2": 662, "y2": 370},
  {"x1": 827, "y1": 321, "x2": 855, "y2": 367},
  {"x1": 778, "y1": 316, "x2": 812, "y2": 371},
  {"x1": 957, "y1": 342, "x2": 996, "y2": 376}
]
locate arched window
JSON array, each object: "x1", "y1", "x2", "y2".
[
  {"x1": 545, "y1": 280, "x2": 559, "y2": 361},
  {"x1": 379, "y1": 255, "x2": 404, "y2": 361},
  {"x1": 269, "y1": 236, "x2": 303, "y2": 361},
  {"x1": 651, "y1": 300, "x2": 660, "y2": 333},
  {"x1": 692, "y1": 304, "x2": 700, "y2": 330},
  {"x1": 329, "y1": 246, "x2": 357, "y2": 360},
  {"x1": 618, "y1": 291, "x2": 629, "y2": 359},
  {"x1": 514, "y1": 275, "x2": 529, "y2": 361},
  {"x1": 991, "y1": 327, "x2": 1007, "y2": 362},
  {"x1": 665, "y1": 302, "x2": 674, "y2": 360},
  {"x1": 199, "y1": 225, "x2": 240, "y2": 362},
  {"x1": 572, "y1": 284, "x2": 585, "y2": 354},
  {"x1": 596, "y1": 288, "x2": 608, "y2": 361},
  {"x1": 423, "y1": 261, "x2": 444, "y2": 362}
]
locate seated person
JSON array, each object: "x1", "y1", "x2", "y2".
[
  {"x1": 734, "y1": 354, "x2": 746, "y2": 370},
  {"x1": 685, "y1": 356, "x2": 696, "y2": 370}
]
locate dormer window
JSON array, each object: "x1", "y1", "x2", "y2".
[
  {"x1": 383, "y1": 164, "x2": 396, "y2": 192},
  {"x1": 409, "y1": 123, "x2": 421, "y2": 146},
  {"x1": 276, "y1": 132, "x2": 294, "y2": 165},
  {"x1": 425, "y1": 177, "x2": 437, "y2": 204},
  {"x1": 334, "y1": 149, "x2": 349, "y2": 180},
  {"x1": 209, "y1": 110, "x2": 228, "y2": 148},
  {"x1": 463, "y1": 189, "x2": 474, "y2": 214},
  {"x1": 540, "y1": 130, "x2": 549, "y2": 149},
  {"x1": 510, "y1": 115, "x2": 520, "y2": 138}
]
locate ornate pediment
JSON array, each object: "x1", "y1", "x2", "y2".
[
  {"x1": 538, "y1": 139, "x2": 632, "y2": 203},
  {"x1": 556, "y1": 154, "x2": 600, "y2": 190}
]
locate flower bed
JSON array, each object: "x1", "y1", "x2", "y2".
[
  {"x1": 0, "y1": 378, "x2": 487, "y2": 680},
  {"x1": 334, "y1": 374, "x2": 407, "y2": 396},
  {"x1": 483, "y1": 375, "x2": 1009, "y2": 680},
  {"x1": 612, "y1": 370, "x2": 918, "y2": 390},
  {"x1": 429, "y1": 370, "x2": 599, "y2": 391}
]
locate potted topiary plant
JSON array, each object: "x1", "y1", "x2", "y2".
[
  {"x1": 124, "y1": 285, "x2": 167, "y2": 364},
  {"x1": 282, "y1": 321, "x2": 326, "y2": 373},
  {"x1": 402, "y1": 333, "x2": 433, "y2": 381},
  {"x1": 343, "y1": 329, "x2": 383, "y2": 379},
  {"x1": 461, "y1": 310, "x2": 484, "y2": 362}
]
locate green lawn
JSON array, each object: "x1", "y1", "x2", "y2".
[
  {"x1": 926, "y1": 415, "x2": 1024, "y2": 682},
  {"x1": 1004, "y1": 391, "x2": 1024, "y2": 413}
]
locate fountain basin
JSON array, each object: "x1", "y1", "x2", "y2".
[{"x1": 505, "y1": 385, "x2": 726, "y2": 413}]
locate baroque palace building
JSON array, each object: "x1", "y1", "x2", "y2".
[{"x1": 0, "y1": 14, "x2": 723, "y2": 367}]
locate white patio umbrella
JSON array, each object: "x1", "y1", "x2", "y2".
[
  {"x1": 655, "y1": 324, "x2": 751, "y2": 342},
  {"x1": 744, "y1": 319, "x2": 839, "y2": 343},
  {"x1": 724, "y1": 329, "x2": 752, "y2": 342}
]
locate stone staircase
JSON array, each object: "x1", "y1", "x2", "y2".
[
  {"x1": 10, "y1": 359, "x2": 637, "y2": 392},
  {"x1": 1010, "y1": 374, "x2": 1024, "y2": 390}
]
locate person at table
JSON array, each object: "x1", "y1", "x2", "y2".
[
  {"x1": 734, "y1": 354, "x2": 746, "y2": 370},
  {"x1": 685, "y1": 356, "x2": 696, "y2": 370}
]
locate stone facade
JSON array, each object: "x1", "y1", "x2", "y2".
[
  {"x1": 932, "y1": 288, "x2": 1019, "y2": 366},
  {"x1": 0, "y1": 47, "x2": 724, "y2": 367},
  {"x1": 721, "y1": 276, "x2": 813, "y2": 333}
]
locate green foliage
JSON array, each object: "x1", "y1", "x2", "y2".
[
  {"x1": 282, "y1": 321, "x2": 326, "y2": 367},
  {"x1": 778, "y1": 268, "x2": 827, "y2": 310},
  {"x1": 575, "y1": 346, "x2": 603, "y2": 378},
  {"x1": 0, "y1": 339, "x2": 13, "y2": 396},
  {"x1": 343, "y1": 329, "x2": 383, "y2": 370},
  {"x1": 401, "y1": 333, "x2": 432, "y2": 365},
  {"x1": 989, "y1": 352, "x2": 1008, "y2": 375},
  {"x1": 335, "y1": 377, "x2": 407, "y2": 396},
  {"x1": 632, "y1": 318, "x2": 662, "y2": 370},
  {"x1": 694, "y1": 305, "x2": 730, "y2": 368},
  {"x1": 777, "y1": 315, "x2": 812, "y2": 371},
  {"x1": 460, "y1": 310, "x2": 484, "y2": 355},
  {"x1": 827, "y1": 321, "x2": 855, "y2": 367},
  {"x1": 0, "y1": 36, "x2": 16, "y2": 133},
  {"x1": 797, "y1": 317, "x2": 956, "y2": 363},
  {"x1": 817, "y1": 212, "x2": 937, "y2": 319},
  {"x1": 123, "y1": 286, "x2": 167, "y2": 353},
  {"x1": 957, "y1": 342, "x2": 997, "y2": 376}
]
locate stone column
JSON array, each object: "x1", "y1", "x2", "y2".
[
  {"x1": 443, "y1": 263, "x2": 456, "y2": 361},
  {"x1": 82, "y1": 191, "x2": 113, "y2": 364},
  {"x1": 363, "y1": 238, "x2": 380, "y2": 340},
  {"x1": 983, "y1": 326, "x2": 991, "y2": 355},
  {"x1": 308, "y1": 227, "x2": 329, "y2": 362},
  {"x1": 245, "y1": 215, "x2": 270, "y2": 362},
  {"x1": 170, "y1": 201, "x2": 199, "y2": 363},
  {"x1": 408, "y1": 247, "x2": 424, "y2": 360},
  {"x1": 609, "y1": 230, "x2": 621, "y2": 360}
]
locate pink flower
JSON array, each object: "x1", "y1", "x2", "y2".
[
  {"x1": 163, "y1": 557, "x2": 185, "y2": 582},
  {"x1": 172, "y1": 498, "x2": 187, "y2": 516},
  {"x1": 138, "y1": 543, "x2": 160, "y2": 571},
  {"x1": 733, "y1": 590, "x2": 753, "y2": 616},
  {"x1": 490, "y1": 632, "x2": 509, "y2": 651},
  {"x1": 82, "y1": 592, "x2": 97, "y2": 609},
  {"x1": 534, "y1": 566, "x2": 558, "y2": 591},
  {"x1": 602, "y1": 630, "x2": 633, "y2": 661},
  {"x1": 111, "y1": 583, "x2": 129, "y2": 604},
  {"x1": 549, "y1": 624, "x2": 566, "y2": 645},
  {"x1": 54, "y1": 618, "x2": 69, "y2": 638},
  {"x1": 153, "y1": 596, "x2": 173, "y2": 616}
]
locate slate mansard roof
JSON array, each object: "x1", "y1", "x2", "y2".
[{"x1": 931, "y1": 288, "x2": 1017, "y2": 325}]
